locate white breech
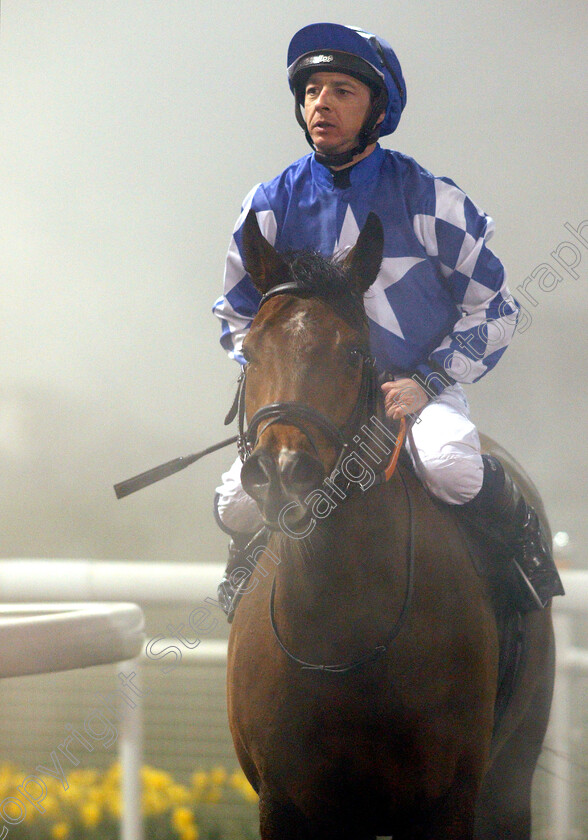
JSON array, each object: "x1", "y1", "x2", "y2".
[
  {"x1": 405, "y1": 384, "x2": 484, "y2": 504},
  {"x1": 215, "y1": 455, "x2": 264, "y2": 535},
  {"x1": 215, "y1": 383, "x2": 483, "y2": 534}
]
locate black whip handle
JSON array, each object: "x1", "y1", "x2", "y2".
[{"x1": 114, "y1": 435, "x2": 238, "y2": 499}]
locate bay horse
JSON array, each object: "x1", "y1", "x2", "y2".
[{"x1": 226, "y1": 210, "x2": 555, "y2": 840}]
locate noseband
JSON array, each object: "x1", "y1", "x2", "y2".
[{"x1": 225, "y1": 281, "x2": 381, "y2": 479}]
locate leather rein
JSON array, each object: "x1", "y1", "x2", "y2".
[{"x1": 227, "y1": 280, "x2": 415, "y2": 674}]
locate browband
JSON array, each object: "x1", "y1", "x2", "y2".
[{"x1": 258, "y1": 281, "x2": 315, "y2": 309}]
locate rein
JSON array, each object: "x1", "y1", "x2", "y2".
[{"x1": 269, "y1": 466, "x2": 415, "y2": 674}]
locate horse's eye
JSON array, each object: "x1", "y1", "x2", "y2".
[{"x1": 347, "y1": 348, "x2": 363, "y2": 367}]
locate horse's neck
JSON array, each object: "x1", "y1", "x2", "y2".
[{"x1": 272, "y1": 477, "x2": 408, "y2": 616}]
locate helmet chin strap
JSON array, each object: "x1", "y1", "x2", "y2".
[
  {"x1": 311, "y1": 125, "x2": 378, "y2": 168},
  {"x1": 295, "y1": 91, "x2": 386, "y2": 169}
]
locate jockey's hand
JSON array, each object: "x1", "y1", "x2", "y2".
[{"x1": 381, "y1": 378, "x2": 429, "y2": 420}]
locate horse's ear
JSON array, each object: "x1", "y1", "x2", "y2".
[
  {"x1": 242, "y1": 209, "x2": 288, "y2": 295},
  {"x1": 343, "y1": 212, "x2": 384, "y2": 293}
]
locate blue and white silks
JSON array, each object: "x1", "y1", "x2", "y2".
[{"x1": 213, "y1": 144, "x2": 519, "y2": 395}]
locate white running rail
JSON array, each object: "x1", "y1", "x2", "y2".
[
  {"x1": 0, "y1": 599, "x2": 145, "y2": 840},
  {"x1": 0, "y1": 602, "x2": 144, "y2": 678}
]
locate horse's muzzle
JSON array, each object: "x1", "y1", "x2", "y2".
[{"x1": 241, "y1": 448, "x2": 325, "y2": 528}]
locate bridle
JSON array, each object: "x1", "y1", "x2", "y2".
[
  {"x1": 226, "y1": 280, "x2": 415, "y2": 674},
  {"x1": 226, "y1": 281, "x2": 382, "y2": 482}
]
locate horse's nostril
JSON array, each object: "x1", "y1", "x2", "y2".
[
  {"x1": 280, "y1": 452, "x2": 325, "y2": 495},
  {"x1": 241, "y1": 450, "x2": 275, "y2": 500},
  {"x1": 241, "y1": 450, "x2": 324, "y2": 514}
]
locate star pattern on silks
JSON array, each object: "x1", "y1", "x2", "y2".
[{"x1": 214, "y1": 151, "x2": 519, "y2": 381}]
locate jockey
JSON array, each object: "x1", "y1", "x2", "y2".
[{"x1": 212, "y1": 22, "x2": 564, "y2": 617}]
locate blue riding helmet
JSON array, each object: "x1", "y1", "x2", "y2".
[{"x1": 287, "y1": 23, "x2": 406, "y2": 165}]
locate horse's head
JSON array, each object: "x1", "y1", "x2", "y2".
[{"x1": 238, "y1": 210, "x2": 384, "y2": 529}]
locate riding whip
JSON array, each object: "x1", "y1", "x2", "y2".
[{"x1": 113, "y1": 435, "x2": 238, "y2": 499}]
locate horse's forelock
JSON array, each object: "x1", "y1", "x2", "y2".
[{"x1": 282, "y1": 251, "x2": 367, "y2": 327}]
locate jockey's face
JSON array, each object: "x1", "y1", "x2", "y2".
[{"x1": 304, "y1": 72, "x2": 380, "y2": 158}]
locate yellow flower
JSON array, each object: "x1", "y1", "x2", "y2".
[
  {"x1": 172, "y1": 805, "x2": 195, "y2": 831},
  {"x1": 1, "y1": 798, "x2": 26, "y2": 824},
  {"x1": 27, "y1": 810, "x2": 41, "y2": 824},
  {"x1": 178, "y1": 826, "x2": 199, "y2": 840},
  {"x1": 104, "y1": 762, "x2": 122, "y2": 786},
  {"x1": 60, "y1": 783, "x2": 82, "y2": 805},
  {"x1": 39, "y1": 774, "x2": 66, "y2": 797},
  {"x1": 142, "y1": 788, "x2": 167, "y2": 817},
  {"x1": 42, "y1": 794, "x2": 60, "y2": 817},
  {"x1": 105, "y1": 788, "x2": 122, "y2": 818},
  {"x1": 209, "y1": 766, "x2": 227, "y2": 787},
  {"x1": 87, "y1": 785, "x2": 105, "y2": 805},
  {"x1": 80, "y1": 800, "x2": 102, "y2": 828},
  {"x1": 141, "y1": 765, "x2": 174, "y2": 791},
  {"x1": 70, "y1": 768, "x2": 98, "y2": 787},
  {"x1": 167, "y1": 783, "x2": 191, "y2": 806},
  {"x1": 0, "y1": 764, "x2": 17, "y2": 799},
  {"x1": 190, "y1": 771, "x2": 208, "y2": 802},
  {"x1": 191, "y1": 770, "x2": 207, "y2": 787},
  {"x1": 240, "y1": 782, "x2": 259, "y2": 803},
  {"x1": 230, "y1": 770, "x2": 259, "y2": 802},
  {"x1": 229, "y1": 770, "x2": 244, "y2": 789},
  {"x1": 51, "y1": 822, "x2": 70, "y2": 840}
]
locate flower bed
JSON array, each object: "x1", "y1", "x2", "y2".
[{"x1": 0, "y1": 762, "x2": 259, "y2": 839}]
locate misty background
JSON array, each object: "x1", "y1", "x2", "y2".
[{"x1": 1, "y1": 0, "x2": 586, "y2": 569}]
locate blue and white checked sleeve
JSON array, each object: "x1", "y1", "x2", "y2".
[
  {"x1": 212, "y1": 184, "x2": 277, "y2": 364},
  {"x1": 412, "y1": 175, "x2": 519, "y2": 390}
]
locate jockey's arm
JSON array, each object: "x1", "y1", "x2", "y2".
[
  {"x1": 212, "y1": 185, "x2": 274, "y2": 364},
  {"x1": 411, "y1": 176, "x2": 519, "y2": 391}
]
